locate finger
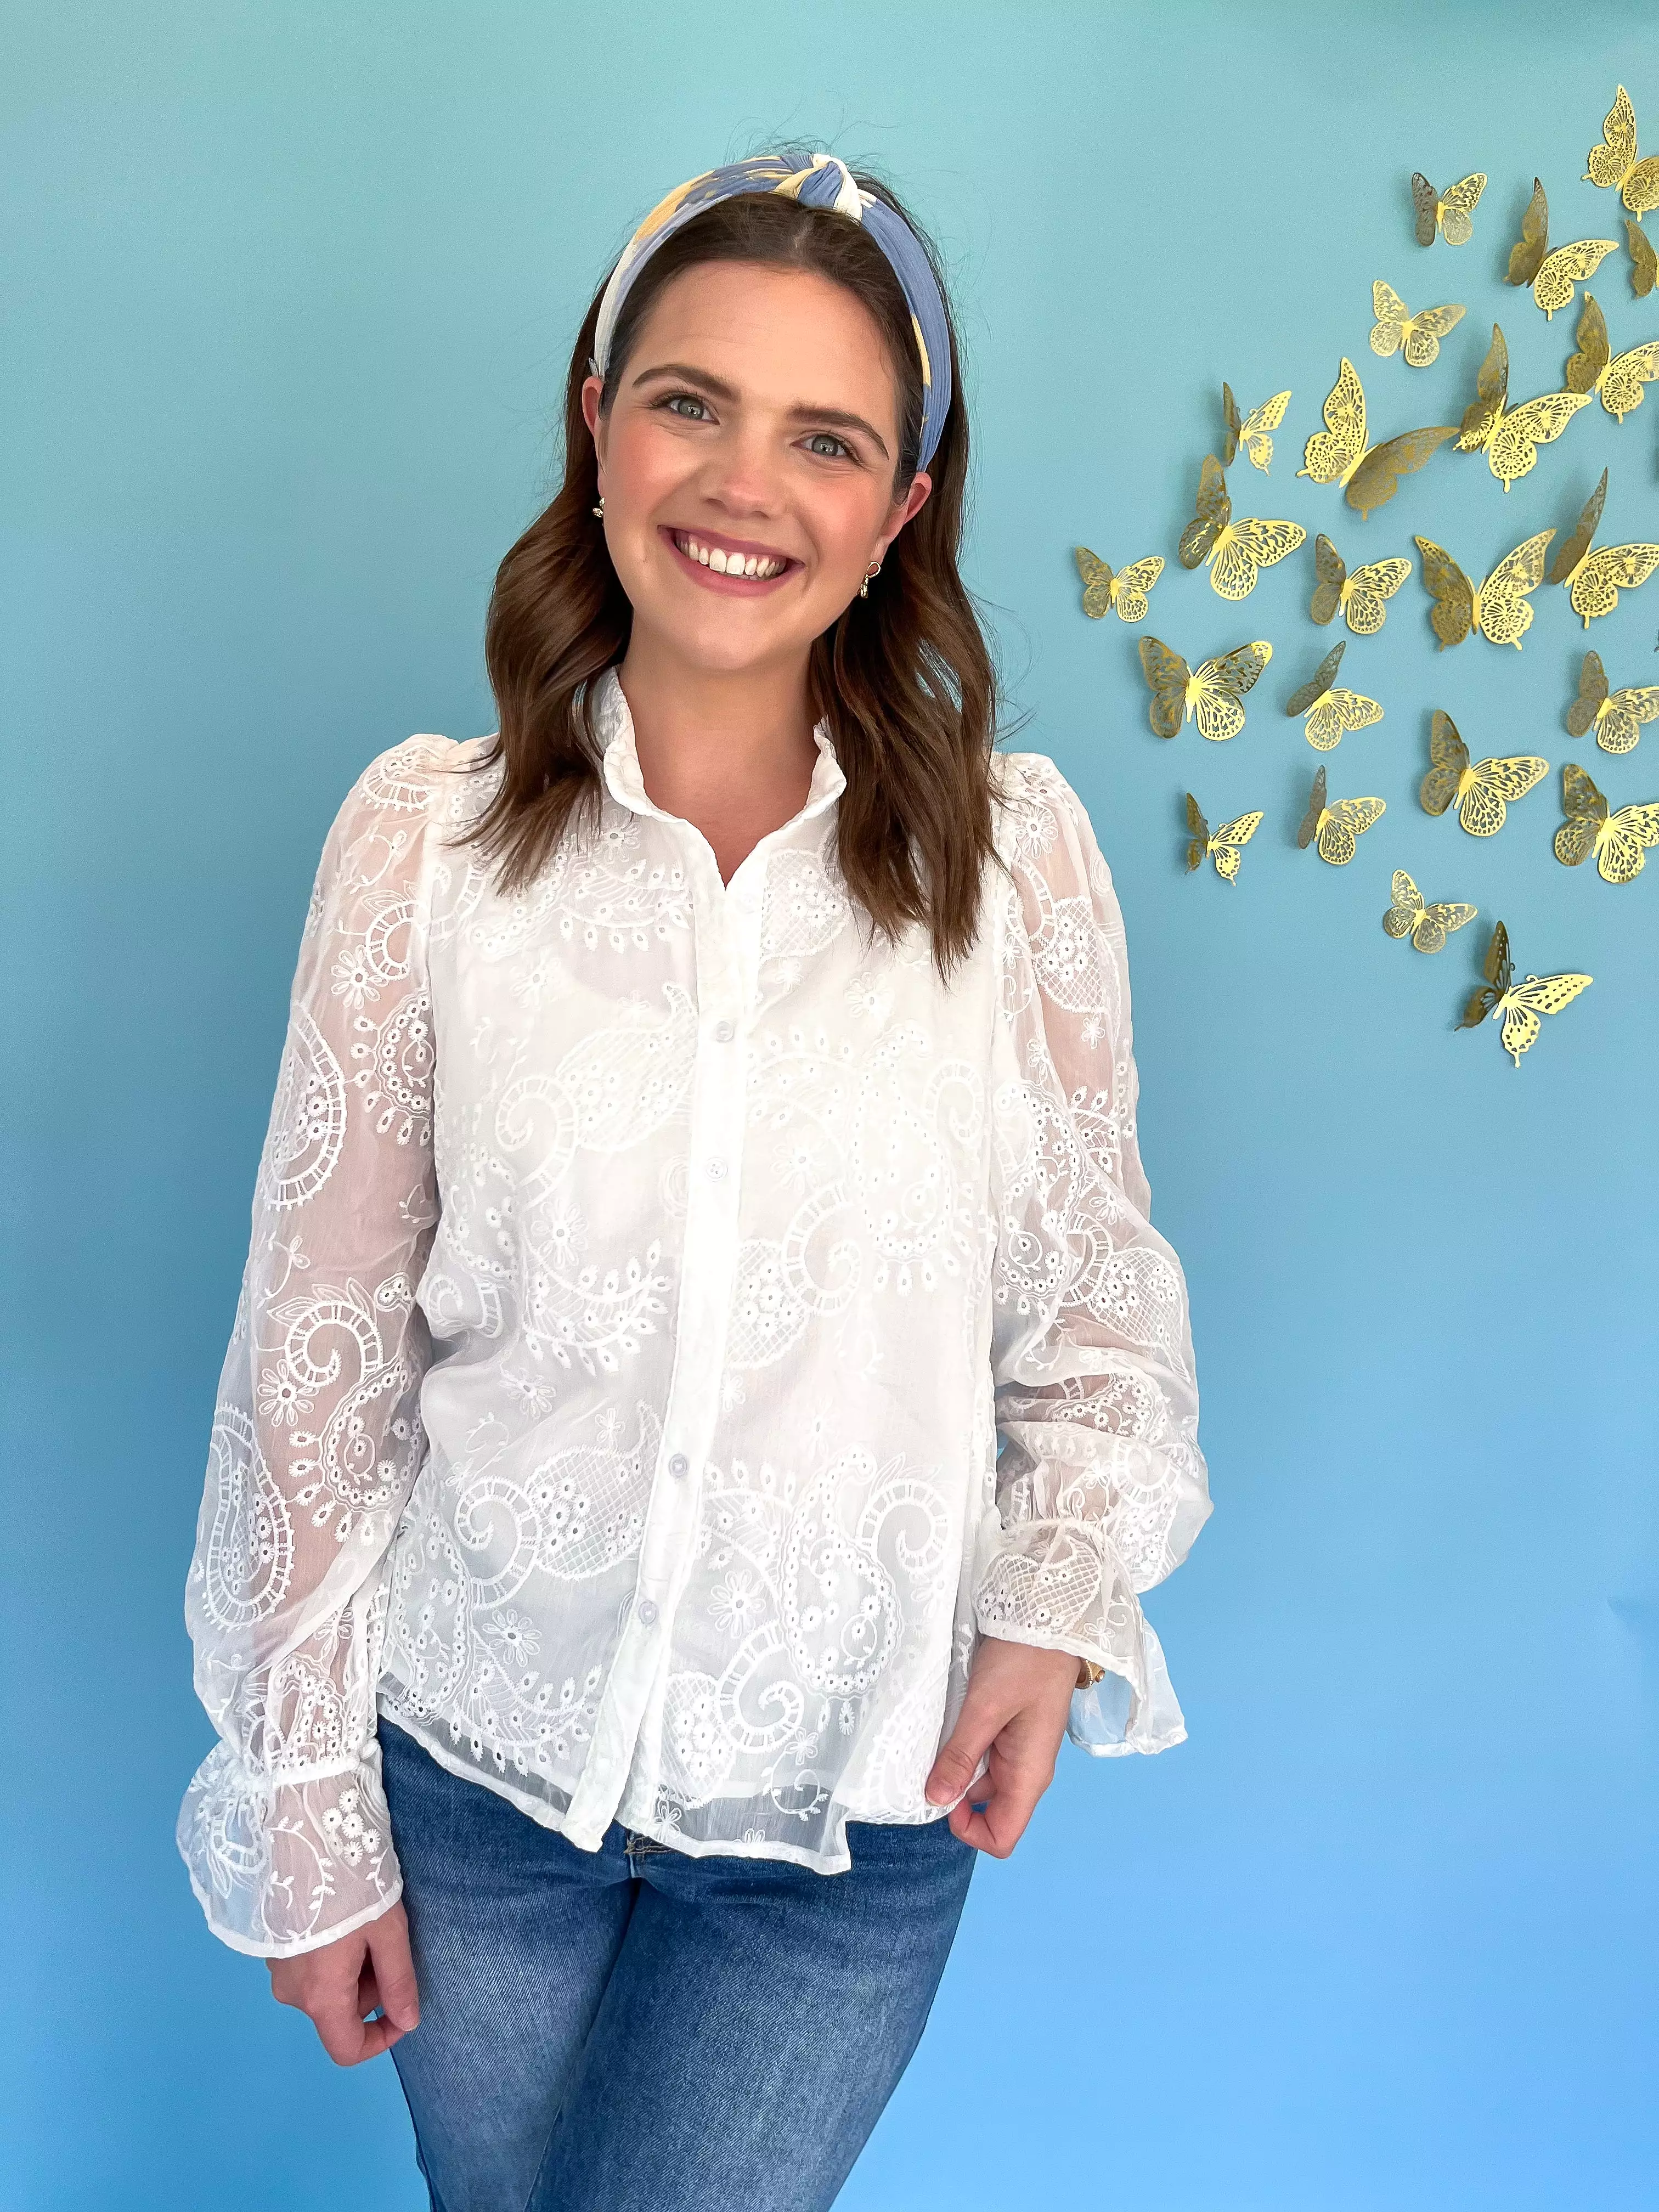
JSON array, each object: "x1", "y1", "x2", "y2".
[
  {"x1": 924, "y1": 1691, "x2": 1009, "y2": 1805},
  {"x1": 947, "y1": 1763, "x2": 1039, "y2": 1858},
  {"x1": 364, "y1": 1908, "x2": 421, "y2": 2033}
]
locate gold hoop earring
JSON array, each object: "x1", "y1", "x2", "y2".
[
  {"x1": 859, "y1": 557, "x2": 882, "y2": 600},
  {"x1": 592, "y1": 493, "x2": 605, "y2": 518}
]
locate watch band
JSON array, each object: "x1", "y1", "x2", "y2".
[{"x1": 1075, "y1": 1656, "x2": 1105, "y2": 1688}]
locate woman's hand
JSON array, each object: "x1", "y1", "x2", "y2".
[
  {"x1": 923, "y1": 1635, "x2": 1081, "y2": 1857},
  {"x1": 267, "y1": 1901, "x2": 421, "y2": 2066}
]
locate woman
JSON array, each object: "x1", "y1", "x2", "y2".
[{"x1": 178, "y1": 149, "x2": 1210, "y2": 2211}]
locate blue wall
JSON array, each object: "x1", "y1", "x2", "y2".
[{"x1": 4, "y1": 4, "x2": 1655, "y2": 2205}]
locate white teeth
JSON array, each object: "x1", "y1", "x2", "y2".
[
  {"x1": 709, "y1": 547, "x2": 729, "y2": 573},
  {"x1": 675, "y1": 532, "x2": 785, "y2": 579}
]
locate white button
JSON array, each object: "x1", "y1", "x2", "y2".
[
  {"x1": 637, "y1": 1598, "x2": 659, "y2": 1627},
  {"x1": 712, "y1": 1019, "x2": 734, "y2": 1043},
  {"x1": 707, "y1": 1157, "x2": 727, "y2": 1180},
  {"x1": 667, "y1": 1453, "x2": 690, "y2": 1478}
]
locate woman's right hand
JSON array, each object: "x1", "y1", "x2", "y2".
[{"x1": 267, "y1": 1900, "x2": 421, "y2": 2065}]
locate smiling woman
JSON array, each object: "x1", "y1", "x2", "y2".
[{"x1": 177, "y1": 146, "x2": 1210, "y2": 2212}]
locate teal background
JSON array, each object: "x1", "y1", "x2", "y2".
[{"x1": 4, "y1": 2, "x2": 1656, "y2": 2205}]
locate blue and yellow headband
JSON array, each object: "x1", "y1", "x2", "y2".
[{"x1": 589, "y1": 152, "x2": 952, "y2": 474}]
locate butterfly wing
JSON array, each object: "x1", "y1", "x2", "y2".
[
  {"x1": 1370, "y1": 280, "x2": 1408, "y2": 356},
  {"x1": 1221, "y1": 383, "x2": 1241, "y2": 470},
  {"x1": 1240, "y1": 390, "x2": 1290, "y2": 471},
  {"x1": 1475, "y1": 529, "x2": 1555, "y2": 646},
  {"x1": 1553, "y1": 760, "x2": 1606, "y2": 865},
  {"x1": 1507, "y1": 178, "x2": 1550, "y2": 285},
  {"x1": 1485, "y1": 391, "x2": 1592, "y2": 488},
  {"x1": 1403, "y1": 302, "x2": 1465, "y2": 367},
  {"x1": 1599, "y1": 340, "x2": 1659, "y2": 420},
  {"x1": 1209, "y1": 517, "x2": 1306, "y2": 599},
  {"x1": 1459, "y1": 754, "x2": 1549, "y2": 837},
  {"x1": 1624, "y1": 160, "x2": 1659, "y2": 216},
  {"x1": 1456, "y1": 324, "x2": 1510, "y2": 449},
  {"x1": 1414, "y1": 901, "x2": 1477, "y2": 953},
  {"x1": 1286, "y1": 639, "x2": 1347, "y2": 718},
  {"x1": 1318, "y1": 795, "x2": 1385, "y2": 865},
  {"x1": 1564, "y1": 294, "x2": 1612, "y2": 393},
  {"x1": 1420, "y1": 708, "x2": 1469, "y2": 815},
  {"x1": 1074, "y1": 546, "x2": 1116, "y2": 620},
  {"x1": 1139, "y1": 635, "x2": 1192, "y2": 738},
  {"x1": 1184, "y1": 790, "x2": 1209, "y2": 872},
  {"x1": 1412, "y1": 173, "x2": 1440, "y2": 248},
  {"x1": 1383, "y1": 868, "x2": 1424, "y2": 938},
  {"x1": 1301, "y1": 358, "x2": 1367, "y2": 484},
  {"x1": 1211, "y1": 811, "x2": 1265, "y2": 882},
  {"x1": 1586, "y1": 87, "x2": 1639, "y2": 190},
  {"x1": 1502, "y1": 972, "x2": 1593, "y2": 1063},
  {"x1": 1548, "y1": 466, "x2": 1609, "y2": 585},
  {"x1": 1296, "y1": 765, "x2": 1328, "y2": 849},
  {"x1": 1568, "y1": 542, "x2": 1659, "y2": 624},
  {"x1": 1178, "y1": 454, "x2": 1231, "y2": 569},
  {"x1": 1109, "y1": 554, "x2": 1163, "y2": 623},
  {"x1": 1566, "y1": 647, "x2": 1609, "y2": 736},
  {"x1": 1533, "y1": 239, "x2": 1618, "y2": 318},
  {"x1": 1596, "y1": 802, "x2": 1659, "y2": 881},
  {"x1": 1438, "y1": 172, "x2": 1486, "y2": 245},
  {"x1": 1305, "y1": 690, "x2": 1384, "y2": 751},
  {"x1": 1310, "y1": 533, "x2": 1346, "y2": 625},
  {"x1": 1342, "y1": 555, "x2": 1412, "y2": 635},
  {"x1": 1189, "y1": 640, "x2": 1273, "y2": 741},
  {"x1": 1628, "y1": 219, "x2": 1658, "y2": 298},
  {"x1": 1596, "y1": 683, "x2": 1659, "y2": 754},
  {"x1": 1415, "y1": 537, "x2": 1475, "y2": 648},
  {"x1": 1456, "y1": 919, "x2": 1511, "y2": 1030},
  {"x1": 1346, "y1": 425, "x2": 1457, "y2": 518}
]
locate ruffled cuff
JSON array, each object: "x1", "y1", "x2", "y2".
[
  {"x1": 973, "y1": 1517, "x2": 1188, "y2": 1757},
  {"x1": 176, "y1": 1738, "x2": 402, "y2": 1959}
]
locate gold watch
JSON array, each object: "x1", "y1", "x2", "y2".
[{"x1": 1075, "y1": 1657, "x2": 1105, "y2": 1688}]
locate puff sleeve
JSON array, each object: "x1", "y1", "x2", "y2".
[
  {"x1": 979, "y1": 755, "x2": 1211, "y2": 1754},
  {"x1": 177, "y1": 740, "x2": 447, "y2": 1955}
]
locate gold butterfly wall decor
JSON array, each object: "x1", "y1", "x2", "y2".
[
  {"x1": 1563, "y1": 293, "x2": 1659, "y2": 419},
  {"x1": 1296, "y1": 763, "x2": 1385, "y2": 865},
  {"x1": 1567, "y1": 646, "x2": 1659, "y2": 753},
  {"x1": 1222, "y1": 383, "x2": 1292, "y2": 472},
  {"x1": 1627, "y1": 218, "x2": 1657, "y2": 299},
  {"x1": 1139, "y1": 635, "x2": 1273, "y2": 741},
  {"x1": 1310, "y1": 533, "x2": 1412, "y2": 633},
  {"x1": 1370, "y1": 281, "x2": 1466, "y2": 365},
  {"x1": 1184, "y1": 792, "x2": 1264, "y2": 882},
  {"x1": 1553, "y1": 760, "x2": 1659, "y2": 883},
  {"x1": 1457, "y1": 921, "x2": 1592, "y2": 1066},
  {"x1": 1414, "y1": 529, "x2": 1555, "y2": 648},
  {"x1": 1299, "y1": 358, "x2": 1458, "y2": 519},
  {"x1": 1545, "y1": 469, "x2": 1659, "y2": 625},
  {"x1": 1382, "y1": 870, "x2": 1476, "y2": 953},
  {"x1": 1505, "y1": 177, "x2": 1617, "y2": 318},
  {"x1": 1177, "y1": 455, "x2": 1306, "y2": 597},
  {"x1": 1420, "y1": 709, "x2": 1548, "y2": 834},
  {"x1": 1453, "y1": 323, "x2": 1591, "y2": 487},
  {"x1": 1074, "y1": 545, "x2": 1165, "y2": 622},
  {"x1": 1412, "y1": 171, "x2": 1486, "y2": 246},
  {"x1": 1584, "y1": 86, "x2": 1659, "y2": 214},
  {"x1": 1284, "y1": 640, "x2": 1384, "y2": 751}
]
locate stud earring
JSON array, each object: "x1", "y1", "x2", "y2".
[
  {"x1": 859, "y1": 557, "x2": 882, "y2": 599},
  {"x1": 592, "y1": 493, "x2": 605, "y2": 518}
]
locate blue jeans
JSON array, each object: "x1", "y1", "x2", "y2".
[{"x1": 379, "y1": 1717, "x2": 978, "y2": 2211}]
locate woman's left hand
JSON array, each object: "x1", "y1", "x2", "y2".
[{"x1": 923, "y1": 1635, "x2": 1081, "y2": 1857}]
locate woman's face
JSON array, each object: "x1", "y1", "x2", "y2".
[{"x1": 582, "y1": 261, "x2": 933, "y2": 678}]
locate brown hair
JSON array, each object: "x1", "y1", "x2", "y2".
[{"x1": 463, "y1": 153, "x2": 1012, "y2": 978}]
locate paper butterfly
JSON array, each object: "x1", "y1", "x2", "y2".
[
  {"x1": 1412, "y1": 171, "x2": 1486, "y2": 246},
  {"x1": 1310, "y1": 533, "x2": 1412, "y2": 634},
  {"x1": 1545, "y1": 469, "x2": 1659, "y2": 627},
  {"x1": 1382, "y1": 870, "x2": 1476, "y2": 953},
  {"x1": 1456, "y1": 920, "x2": 1592, "y2": 1066},
  {"x1": 1553, "y1": 760, "x2": 1659, "y2": 883},
  {"x1": 1284, "y1": 640, "x2": 1384, "y2": 752},
  {"x1": 1414, "y1": 529, "x2": 1555, "y2": 649},
  {"x1": 1296, "y1": 763, "x2": 1385, "y2": 865},
  {"x1": 1177, "y1": 455, "x2": 1305, "y2": 597},
  {"x1": 1563, "y1": 293, "x2": 1659, "y2": 419},
  {"x1": 1505, "y1": 177, "x2": 1616, "y2": 318},
  {"x1": 1370, "y1": 281, "x2": 1466, "y2": 365},
  {"x1": 1567, "y1": 646, "x2": 1659, "y2": 753},
  {"x1": 1074, "y1": 545, "x2": 1165, "y2": 623},
  {"x1": 1222, "y1": 383, "x2": 1291, "y2": 472},
  {"x1": 1584, "y1": 85, "x2": 1659, "y2": 215},
  {"x1": 1628, "y1": 218, "x2": 1657, "y2": 300},
  {"x1": 1184, "y1": 792, "x2": 1263, "y2": 883},
  {"x1": 1453, "y1": 323, "x2": 1590, "y2": 488},
  {"x1": 1420, "y1": 709, "x2": 1548, "y2": 834},
  {"x1": 1299, "y1": 358, "x2": 1457, "y2": 519},
  {"x1": 1139, "y1": 635, "x2": 1273, "y2": 741}
]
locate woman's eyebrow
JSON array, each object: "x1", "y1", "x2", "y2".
[{"x1": 628, "y1": 361, "x2": 890, "y2": 459}]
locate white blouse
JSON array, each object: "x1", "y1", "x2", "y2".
[{"x1": 178, "y1": 665, "x2": 1210, "y2": 1957}]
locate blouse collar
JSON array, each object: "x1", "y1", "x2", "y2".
[{"x1": 591, "y1": 663, "x2": 846, "y2": 828}]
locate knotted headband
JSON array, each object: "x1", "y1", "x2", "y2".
[{"x1": 589, "y1": 152, "x2": 952, "y2": 474}]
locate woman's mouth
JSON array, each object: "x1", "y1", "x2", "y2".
[{"x1": 661, "y1": 526, "x2": 799, "y2": 593}]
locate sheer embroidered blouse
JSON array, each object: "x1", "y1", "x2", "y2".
[{"x1": 178, "y1": 664, "x2": 1210, "y2": 1957}]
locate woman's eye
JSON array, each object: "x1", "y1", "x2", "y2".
[
  {"x1": 662, "y1": 393, "x2": 709, "y2": 420},
  {"x1": 806, "y1": 432, "x2": 853, "y2": 460}
]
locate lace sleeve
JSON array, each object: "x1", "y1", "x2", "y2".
[
  {"x1": 979, "y1": 755, "x2": 1211, "y2": 1756},
  {"x1": 176, "y1": 739, "x2": 447, "y2": 1955}
]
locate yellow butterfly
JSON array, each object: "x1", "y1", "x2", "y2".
[
  {"x1": 1584, "y1": 85, "x2": 1659, "y2": 215},
  {"x1": 1370, "y1": 280, "x2": 1466, "y2": 365},
  {"x1": 1545, "y1": 468, "x2": 1659, "y2": 626},
  {"x1": 1382, "y1": 870, "x2": 1476, "y2": 953},
  {"x1": 1074, "y1": 544, "x2": 1165, "y2": 623},
  {"x1": 1505, "y1": 177, "x2": 1617, "y2": 318},
  {"x1": 1414, "y1": 529, "x2": 1555, "y2": 649},
  {"x1": 1310, "y1": 533, "x2": 1412, "y2": 634},
  {"x1": 1222, "y1": 383, "x2": 1291, "y2": 472},
  {"x1": 1452, "y1": 323, "x2": 1591, "y2": 488},
  {"x1": 1554, "y1": 760, "x2": 1659, "y2": 883},
  {"x1": 1299, "y1": 358, "x2": 1458, "y2": 519},
  {"x1": 1284, "y1": 640, "x2": 1384, "y2": 751},
  {"x1": 1139, "y1": 635, "x2": 1272, "y2": 741},
  {"x1": 1295, "y1": 764, "x2": 1384, "y2": 865},
  {"x1": 1567, "y1": 646, "x2": 1659, "y2": 754},
  {"x1": 1177, "y1": 455, "x2": 1305, "y2": 597},
  {"x1": 1456, "y1": 921, "x2": 1592, "y2": 1066},
  {"x1": 1412, "y1": 170, "x2": 1486, "y2": 246},
  {"x1": 1184, "y1": 792, "x2": 1264, "y2": 883},
  {"x1": 1563, "y1": 292, "x2": 1659, "y2": 419},
  {"x1": 1628, "y1": 218, "x2": 1658, "y2": 300},
  {"x1": 1419, "y1": 709, "x2": 1548, "y2": 834}
]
